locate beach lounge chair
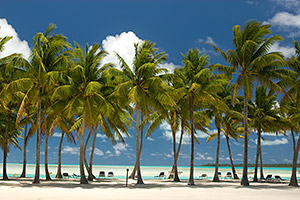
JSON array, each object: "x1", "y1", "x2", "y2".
[
  {"x1": 224, "y1": 172, "x2": 232, "y2": 179},
  {"x1": 199, "y1": 174, "x2": 208, "y2": 179},
  {"x1": 99, "y1": 171, "x2": 106, "y2": 178},
  {"x1": 274, "y1": 175, "x2": 288, "y2": 183},
  {"x1": 72, "y1": 173, "x2": 80, "y2": 178},
  {"x1": 154, "y1": 172, "x2": 166, "y2": 179},
  {"x1": 266, "y1": 174, "x2": 273, "y2": 183},
  {"x1": 107, "y1": 171, "x2": 114, "y2": 178},
  {"x1": 217, "y1": 172, "x2": 222, "y2": 179},
  {"x1": 63, "y1": 173, "x2": 71, "y2": 178}
]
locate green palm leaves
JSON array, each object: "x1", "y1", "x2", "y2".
[{"x1": 208, "y1": 20, "x2": 285, "y2": 186}]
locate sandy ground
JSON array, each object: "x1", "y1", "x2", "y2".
[{"x1": 0, "y1": 178, "x2": 300, "y2": 200}]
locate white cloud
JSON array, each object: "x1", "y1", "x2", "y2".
[
  {"x1": 270, "y1": 0, "x2": 300, "y2": 11},
  {"x1": 101, "y1": 31, "x2": 142, "y2": 70},
  {"x1": 237, "y1": 153, "x2": 243, "y2": 157},
  {"x1": 269, "y1": 42, "x2": 295, "y2": 58},
  {"x1": 61, "y1": 146, "x2": 80, "y2": 155},
  {"x1": 113, "y1": 143, "x2": 128, "y2": 156},
  {"x1": 0, "y1": 18, "x2": 31, "y2": 59},
  {"x1": 52, "y1": 132, "x2": 62, "y2": 137},
  {"x1": 198, "y1": 36, "x2": 217, "y2": 46},
  {"x1": 94, "y1": 148, "x2": 104, "y2": 156},
  {"x1": 146, "y1": 137, "x2": 155, "y2": 142},
  {"x1": 160, "y1": 62, "x2": 177, "y2": 72},
  {"x1": 259, "y1": 138, "x2": 289, "y2": 146},
  {"x1": 283, "y1": 158, "x2": 292, "y2": 162},
  {"x1": 96, "y1": 133, "x2": 107, "y2": 139},
  {"x1": 150, "y1": 152, "x2": 173, "y2": 159},
  {"x1": 160, "y1": 121, "x2": 212, "y2": 145},
  {"x1": 195, "y1": 152, "x2": 213, "y2": 160}
]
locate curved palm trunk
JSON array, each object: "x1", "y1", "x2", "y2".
[
  {"x1": 226, "y1": 135, "x2": 238, "y2": 179},
  {"x1": 2, "y1": 112, "x2": 10, "y2": 180},
  {"x1": 88, "y1": 125, "x2": 98, "y2": 180},
  {"x1": 289, "y1": 128, "x2": 300, "y2": 186},
  {"x1": 259, "y1": 145, "x2": 264, "y2": 179},
  {"x1": 44, "y1": 131, "x2": 51, "y2": 180},
  {"x1": 188, "y1": 94, "x2": 195, "y2": 185},
  {"x1": 213, "y1": 126, "x2": 221, "y2": 182},
  {"x1": 83, "y1": 128, "x2": 93, "y2": 180},
  {"x1": 254, "y1": 127, "x2": 261, "y2": 182},
  {"x1": 169, "y1": 120, "x2": 184, "y2": 182},
  {"x1": 169, "y1": 120, "x2": 185, "y2": 181},
  {"x1": 80, "y1": 107, "x2": 88, "y2": 184},
  {"x1": 130, "y1": 113, "x2": 144, "y2": 180},
  {"x1": 171, "y1": 126, "x2": 180, "y2": 182},
  {"x1": 55, "y1": 132, "x2": 64, "y2": 178},
  {"x1": 20, "y1": 124, "x2": 28, "y2": 178},
  {"x1": 241, "y1": 90, "x2": 249, "y2": 186},
  {"x1": 135, "y1": 107, "x2": 144, "y2": 184},
  {"x1": 33, "y1": 87, "x2": 42, "y2": 184}
]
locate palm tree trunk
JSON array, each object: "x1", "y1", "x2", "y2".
[
  {"x1": 188, "y1": 94, "x2": 195, "y2": 185},
  {"x1": 129, "y1": 113, "x2": 144, "y2": 180},
  {"x1": 80, "y1": 106, "x2": 88, "y2": 184},
  {"x1": 20, "y1": 124, "x2": 28, "y2": 178},
  {"x1": 169, "y1": 120, "x2": 184, "y2": 181},
  {"x1": 226, "y1": 135, "x2": 238, "y2": 179},
  {"x1": 83, "y1": 128, "x2": 93, "y2": 180},
  {"x1": 88, "y1": 125, "x2": 98, "y2": 180},
  {"x1": 171, "y1": 126, "x2": 180, "y2": 182},
  {"x1": 55, "y1": 132, "x2": 64, "y2": 178},
  {"x1": 254, "y1": 127, "x2": 261, "y2": 182},
  {"x1": 33, "y1": 87, "x2": 42, "y2": 184},
  {"x1": 241, "y1": 90, "x2": 249, "y2": 186},
  {"x1": 289, "y1": 128, "x2": 300, "y2": 186},
  {"x1": 259, "y1": 144, "x2": 264, "y2": 179},
  {"x1": 213, "y1": 125, "x2": 221, "y2": 182},
  {"x1": 135, "y1": 107, "x2": 144, "y2": 184},
  {"x1": 2, "y1": 112, "x2": 10, "y2": 180},
  {"x1": 44, "y1": 130, "x2": 51, "y2": 180}
]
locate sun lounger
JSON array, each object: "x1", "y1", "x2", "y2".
[
  {"x1": 107, "y1": 171, "x2": 114, "y2": 178},
  {"x1": 63, "y1": 173, "x2": 71, "y2": 178},
  {"x1": 154, "y1": 172, "x2": 166, "y2": 179},
  {"x1": 266, "y1": 174, "x2": 273, "y2": 183},
  {"x1": 99, "y1": 171, "x2": 105, "y2": 178},
  {"x1": 72, "y1": 173, "x2": 80, "y2": 178},
  {"x1": 224, "y1": 172, "x2": 232, "y2": 179},
  {"x1": 274, "y1": 175, "x2": 288, "y2": 183},
  {"x1": 199, "y1": 174, "x2": 208, "y2": 179}
]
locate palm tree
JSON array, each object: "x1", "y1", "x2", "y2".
[
  {"x1": 207, "y1": 20, "x2": 285, "y2": 186},
  {"x1": 4, "y1": 24, "x2": 70, "y2": 183},
  {"x1": 52, "y1": 42, "x2": 123, "y2": 184},
  {"x1": 249, "y1": 85, "x2": 281, "y2": 182},
  {"x1": 180, "y1": 49, "x2": 226, "y2": 185},
  {"x1": 114, "y1": 41, "x2": 170, "y2": 184},
  {"x1": 281, "y1": 39, "x2": 300, "y2": 186}
]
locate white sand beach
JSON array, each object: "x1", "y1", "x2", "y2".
[{"x1": 1, "y1": 178, "x2": 300, "y2": 200}]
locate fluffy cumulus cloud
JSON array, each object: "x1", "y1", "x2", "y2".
[
  {"x1": 112, "y1": 143, "x2": 128, "y2": 156},
  {"x1": 269, "y1": 42, "x2": 295, "y2": 58},
  {"x1": 160, "y1": 121, "x2": 214, "y2": 145},
  {"x1": 0, "y1": 18, "x2": 31, "y2": 59},
  {"x1": 61, "y1": 146, "x2": 80, "y2": 155},
  {"x1": 101, "y1": 31, "x2": 142, "y2": 69},
  {"x1": 268, "y1": 12, "x2": 300, "y2": 28},
  {"x1": 52, "y1": 132, "x2": 62, "y2": 137},
  {"x1": 101, "y1": 31, "x2": 176, "y2": 73},
  {"x1": 94, "y1": 148, "x2": 104, "y2": 156}
]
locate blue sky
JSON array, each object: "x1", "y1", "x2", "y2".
[{"x1": 0, "y1": 0, "x2": 300, "y2": 167}]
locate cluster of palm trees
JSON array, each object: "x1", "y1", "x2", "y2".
[{"x1": 0, "y1": 20, "x2": 300, "y2": 187}]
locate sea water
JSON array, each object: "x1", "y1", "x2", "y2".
[{"x1": 0, "y1": 163, "x2": 297, "y2": 180}]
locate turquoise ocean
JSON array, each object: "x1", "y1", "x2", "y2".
[{"x1": 0, "y1": 163, "x2": 298, "y2": 180}]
